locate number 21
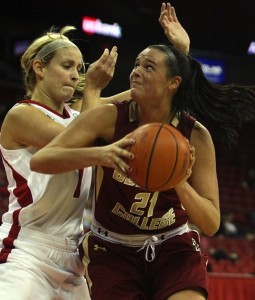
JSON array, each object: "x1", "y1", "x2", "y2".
[{"x1": 130, "y1": 192, "x2": 159, "y2": 217}]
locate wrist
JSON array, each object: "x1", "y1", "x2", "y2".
[
  {"x1": 83, "y1": 87, "x2": 101, "y2": 98},
  {"x1": 179, "y1": 45, "x2": 190, "y2": 56}
]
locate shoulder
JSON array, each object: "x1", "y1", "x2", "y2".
[
  {"x1": 2, "y1": 103, "x2": 45, "y2": 127},
  {"x1": 191, "y1": 120, "x2": 215, "y2": 151},
  {"x1": 1, "y1": 103, "x2": 64, "y2": 149},
  {"x1": 192, "y1": 120, "x2": 211, "y2": 137}
]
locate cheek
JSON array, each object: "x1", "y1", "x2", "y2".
[
  {"x1": 45, "y1": 76, "x2": 60, "y2": 90},
  {"x1": 53, "y1": 68, "x2": 66, "y2": 80},
  {"x1": 129, "y1": 71, "x2": 134, "y2": 82},
  {"x1": 49, "y1": 72, "x2": 68, "y2": 90},
  {"x1": 47, "y1": 65, "x2": 66, "y2": 79}
]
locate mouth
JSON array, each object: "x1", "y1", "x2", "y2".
[
  {"x1": 64, "y1": 85, "x2": 75, "y2": 92},
  {"x1": 131, "y1": 81, "x2": 142, "y2": 87}
]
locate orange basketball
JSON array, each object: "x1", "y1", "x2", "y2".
[{"x1": 127, "y1": 123, "x2": 190, "y2": 191}]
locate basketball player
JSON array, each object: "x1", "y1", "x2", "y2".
[
  {"x1": 30, "y1": 3, "x2": 255, "y2": 300},
  {"x1": 0, "y1": 25, "x2": 131, "y2": 300}
]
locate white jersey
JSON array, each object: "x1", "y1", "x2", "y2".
[{"x1": 0, "y1": 100, "x2": 92, "y2": 241}]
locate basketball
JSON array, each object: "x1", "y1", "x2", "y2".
[{"x1": 127, "y1": 123, "x2": 191, "y2": 191}]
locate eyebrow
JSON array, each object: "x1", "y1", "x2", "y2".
[
  {"x1": 62, "y1": 58, "x2": 83, "y2": 66},
  {"x1": 136, "y1": 56, "x2": 157, "y2": 66}
]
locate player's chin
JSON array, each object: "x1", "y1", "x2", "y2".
[
  {"x1": 130, "y1": 89, "x2": 145, "y2": 103},
  {"x1": 62, "y1": 93, "x2": 75, "y2": 103}
]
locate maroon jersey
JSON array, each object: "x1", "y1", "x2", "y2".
[
  {"x1": 83, "y1": 101, "x2": 208, "y2": 299},
  {"x1": 94, "y1": 100, "x2": 195, "y2": 235}
]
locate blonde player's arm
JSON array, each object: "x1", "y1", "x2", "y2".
[
  {"x1": 81, "y1": 47, "x2": 119, "y2": 111},
  {"x1": 100, "y1": 89, "x2": 131, "y2": 104},
  {"x1": 69, "y1": 47, "x2": 130, "y2": 111},
  {"x1": 0, "y1": 104, "x2": 65, "y2": 150},
  {"x1": 69, "y1": 89, "x2": 131, "y2": 111}
]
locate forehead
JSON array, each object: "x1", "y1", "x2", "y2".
[
  {"x1": 54, "y1": 46, "x2": 83, "y2": 62},
  {"x1": 137, "y1": 47, "x2": 167, "y2": 62}
]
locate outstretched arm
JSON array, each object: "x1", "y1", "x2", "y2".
[
  {"x1": 30, "y1": 104, "x2": 134, "y2": 175},
  {"x1": 159, "y1": 2, "x2": 190, "y2": 55},
  {"x1": 100, "y1": 90, "x2": 131, "y2": 104}
]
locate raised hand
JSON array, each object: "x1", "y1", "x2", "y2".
[
  {"x1": 159, "y1": 3, "x2": 190, "y2": 55},
  {"x1": 80, "y1": 46, "x2": 118, "y2": 110},
  {"x1": 85, "y1": 46, "x2": 118, "y2": 91}
]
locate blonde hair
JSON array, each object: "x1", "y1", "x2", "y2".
[
  {"x1": 70, "y1": 72, "x2": 86, "y2": 102},
  {"x1": 21, "y1": 26, "x2": 80, "y2": 98}
]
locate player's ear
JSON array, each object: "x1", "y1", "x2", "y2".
[
  {"x1": 168, "y1": 76, "x2": 181, "y2": 90},
  {"x1": 32, "y1": 59, "x2": 45, "y2": 78}
]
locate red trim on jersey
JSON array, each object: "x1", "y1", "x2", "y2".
[
  {"x1": 2, "y1": 156, "x2": 33, "y2": 214},
  {"x1": 0, "y1": 225, "x2": 21, "y2": 263},
  {"x1": 19, "y1": 100, "x2": 71, "y2": 118},
  {"x1": 0, "y1": 157, "x2": 33, "y2": 262},
  {"x1": 74, "y1": 169, "x2": 84, "y2": 198},
  {"x1": 12, "y1": 169, "x2": 34, "y2": 210}
]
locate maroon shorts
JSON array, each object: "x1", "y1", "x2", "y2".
[{"x1": 80, "y1": 230, "x2": 208, "y2": 300}]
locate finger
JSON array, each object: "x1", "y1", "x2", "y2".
[
  {"x1": 190, "y1": 151, "x2": 195, "y2": 168},
  {"x1": 160, "y1": 2, "x2": 166, "y2": 14},
  {"x1": 118, "y1": 147, "x2": 134, "y2": 161},
  {"x1": 159, "y1": 3, "x2": 167, "y2": 23},
  {"x1": 117, "y1": 137, "x2": 135, "y2": 149},
  {"x1": 167, "y1": 3, "x2": 172, "y2": 18},
  {"x1": 189, "y1": 144, "x2": 195, "y2": 155},
  {"x1": 110, "y1": 45, "x2": 118, "y2": 54},
  {"x1": 165, "y1": 3, "x2": 172, "y2": 21},
  {"x1": 171, "y1": 7, "x2": 179, "y2": 22},
  {"x1": 115, "y1": 159, "x2": 132, "y2": 176},
  {"x1": 105, "y1": 46, "x2": 118, "y2": 69},
  {"x1": 97, "y1": 48, "x2": 110, "y2": 65},
  {"x1": 114, "y1": 165, "x2": 128, "y2": 177},
  {"x1": 105, "y1": 55, "x2": 117, "y2": 76},
  {"x1": 186, "y1": 168, "x2": 192, "y2": 178}
]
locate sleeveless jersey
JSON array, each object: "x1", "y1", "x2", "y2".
[
  {"x1": 0, "y1": 100, "x2": 92, "y2": 241},
  {"x1": 94, "y1": 100, "x2": 195, "y2": 235}
]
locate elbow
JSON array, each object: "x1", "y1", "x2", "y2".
[
  {"x1": 202, "y1": 215, "x2": 221, "y2": 237},
  {"x1": 204, "y1": 226, "x2": 219, "y2": 237},
  {"x1": 30, "y1": 157, "x2": 43, "y2": 173},
  {"x1": 30, "y1": 155, "x2": 51, "y2": 174}
]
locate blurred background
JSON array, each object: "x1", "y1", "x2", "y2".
[
  {"x1": 0, "y1": 1, "x2": 255, "y2": 299},
  {"x1": 1, "y1": 0, "x2": 255, "y2": 108}
]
